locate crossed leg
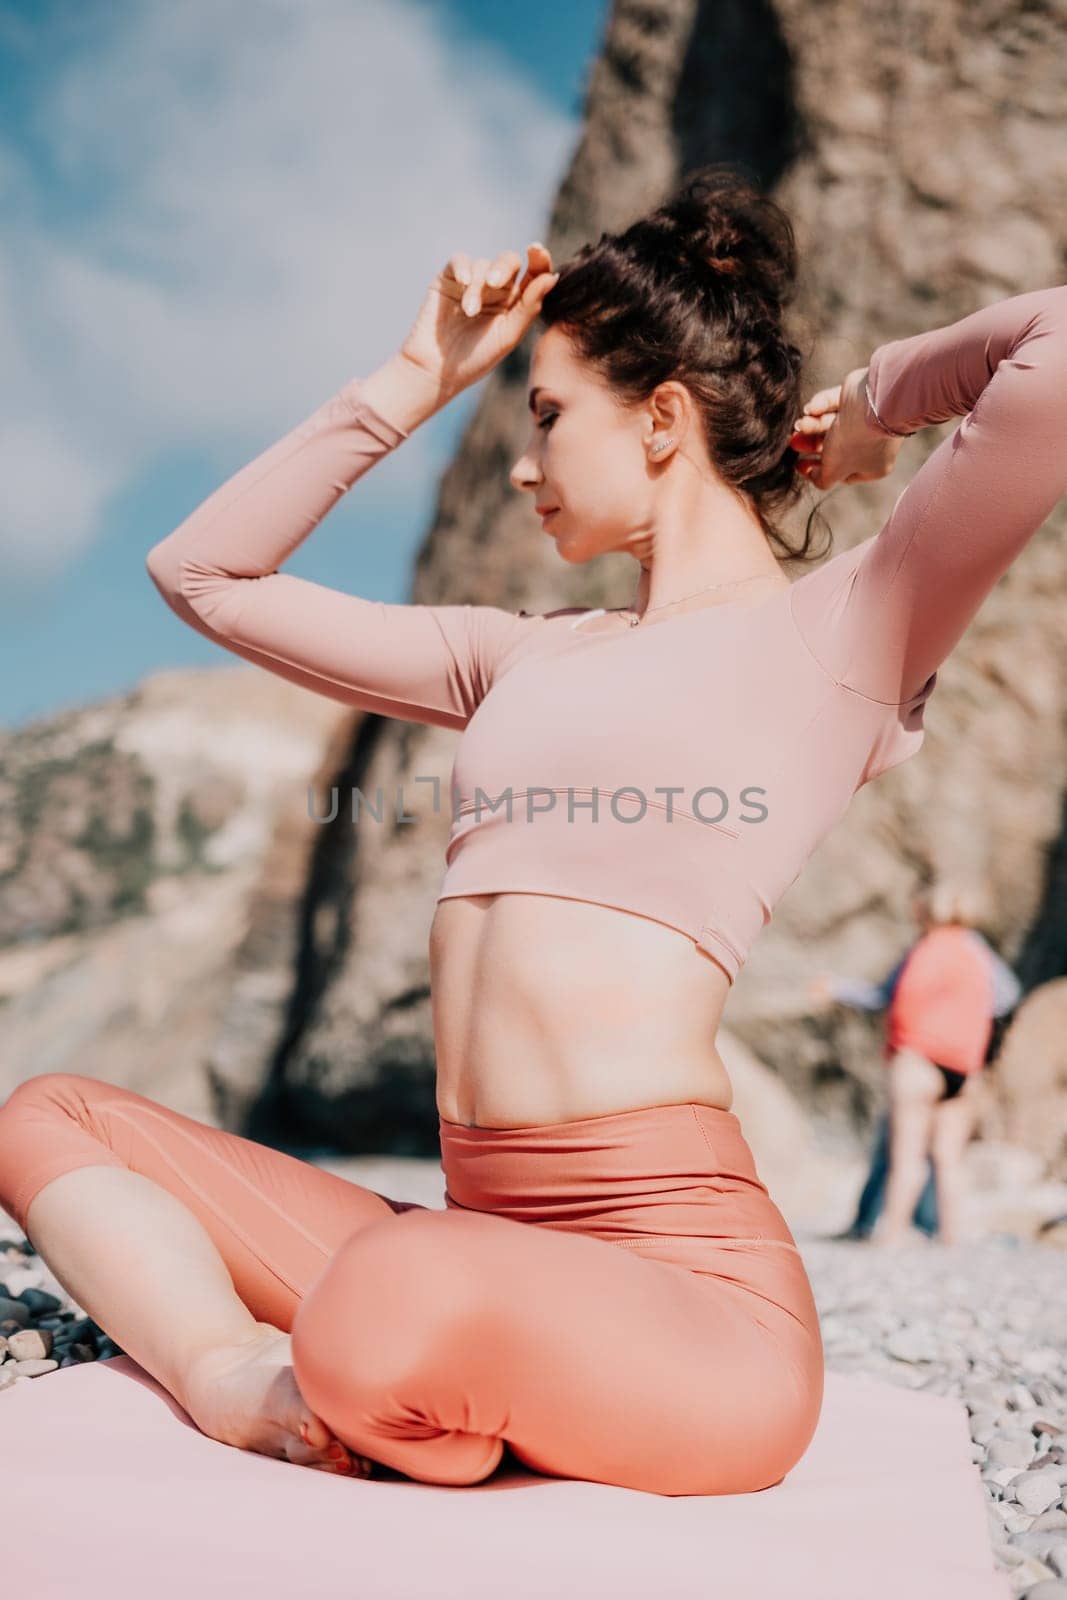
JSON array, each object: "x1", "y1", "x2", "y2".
[
  {"x1": 290, "y1": 1206, "x2": 821, "y2": 1495},
  {"x1": 0, "y1": 1071, "x2": 426, "y2": 1331},
  {"x1": 0, "y1": 1073, "x2": 821, "y2": 1495}
]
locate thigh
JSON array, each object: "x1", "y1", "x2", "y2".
[
  {"x1": 931, "y1": 1072, "x2": 982, "y2": 1165},
  {"x1": 0, "y1": 1072, "x2": 427, "y2": 1330},
  {"x1": 291, "y1": 1206, "x2": 823, "y2": 1496},
  {"x1": 887, "y1": 1049, "x2": 940, "y2": 1154}
]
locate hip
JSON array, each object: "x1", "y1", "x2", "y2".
[
  {"x1": 886, "y1": 1046, "x2": 983, "y2": 1103},
  {"x1": 437, "y1": 1099, "x2": 822, "y2": 1348}
]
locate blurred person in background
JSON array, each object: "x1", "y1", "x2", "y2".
[{"x1": 810, "y1": 881, "x2": 1022, "y2": 1247}]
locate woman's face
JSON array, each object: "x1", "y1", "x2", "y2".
[{"x1": 509, "y1": 326, "x2": 669, "y2": 566}]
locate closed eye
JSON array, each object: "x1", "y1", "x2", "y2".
[{"x1": 537, "y1": 412, "x2": 558, "y2": 431}]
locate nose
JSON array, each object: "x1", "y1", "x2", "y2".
[{"x1": 509, "y1": 448, "x2": 541, "y2": 496}]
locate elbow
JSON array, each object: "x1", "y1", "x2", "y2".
[
  {"x1": 144, "y1": 540, "x2": 224, "y2": 629},
  {"x1": 144, "y1": 540, "x2": 227, "y2": 609},
  {"x1": 144, "y1": 543, "x2": 248, "y2": 636},
  {"x1": 144, "y1": 539, "x2": 182, "y2": 609}
]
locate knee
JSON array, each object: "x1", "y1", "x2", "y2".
[
  {"x1": 0, "y1": 1076, "x2": 120, "y2": 1165},
  {"x1": 291, "y1": 1210, "x2": 490, "y2": 1390},
  {"x1": 0, "y1": 1075, "x2": 108, "y2": 1235},
  {"x1": 0, "y1": 1072, "x2": 106, "y2": 1118}
]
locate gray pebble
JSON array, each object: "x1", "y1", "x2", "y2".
[
  {"x1": 5, "y1": 1327, "x2": 53, "y2": 1361},
  {"x1": 885, "y1": 1326, "x2": 941, "y2": 1363},
  {"x1": 1014, "y1": 1475, "x2": 1065, "y2": 1516},
  {"x1": 0, "y1": 1296, "x2": 31, "y2": 1329},
  {"x1": 14, "y1": 1357, "x2": 59, "y2": 1377},
  {"x1": 990, "y1": 1435, "x2": 1038, "y2": 1467},
  {"x1": 1013, "y1": 1561, "x2": 1059, "y2": 1593},
  {"x1": 1024, "y1": 1350, "x2": 1063, "y2": 1377}
]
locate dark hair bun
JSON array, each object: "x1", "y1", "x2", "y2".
[{"x1": 657, "y1": 163, "x2": 798, "y2": 314}]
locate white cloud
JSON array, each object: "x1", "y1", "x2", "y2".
[{"x1": 0, "y1": 0, "x2": 576, "y2": 578}]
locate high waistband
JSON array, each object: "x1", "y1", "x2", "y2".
[
  {"x1": 439, "y1": 1100, "x2": 755, "y2": 1169},
  {"x1": 437, "y1": 1100, "x2": 798, "y2": 1249}
]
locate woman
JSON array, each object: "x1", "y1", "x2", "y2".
[
  {"x1": 812, "y1": 882, "x2": 1023, "y2": 1245},
  {"x1": 0, "y1": 165, "x2": 1064, "y2": 1495}
]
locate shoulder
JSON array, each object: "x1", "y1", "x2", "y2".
[
  {"x1": 473, "y1": 602, "x2": 592, "y2": 684},
  {"x1": 788, "y1": 534, "x2": 874, "y2": 598}
]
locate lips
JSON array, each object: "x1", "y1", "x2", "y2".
[{"x1": 537, "y1": 506, "x2": 559, "y2": 519}]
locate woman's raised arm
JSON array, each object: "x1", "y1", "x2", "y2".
[
  {"x1": 790, "y1": 284, "x2": 1067, "y2": 706},
  {"x1": 145, "y1": 245, "x2": 559, "y2": 728},
  {"x1": 144, "y1": 370, "x2": 525, "y2": 730}
]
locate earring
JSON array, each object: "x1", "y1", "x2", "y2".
[{"x1": 650, "y1": 435, "x2": 675, "y2": 456}]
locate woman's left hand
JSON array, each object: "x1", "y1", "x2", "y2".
[{"x1": 789, "y1": 365, "x2": 907, "y2": 490}]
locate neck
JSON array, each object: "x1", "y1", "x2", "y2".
[
  {"x1": 630, "y1": 481, "x2": 787, "y2": 618},
  {"x1": 632, "y1": 549, "x2": 787, "y2": 618}
]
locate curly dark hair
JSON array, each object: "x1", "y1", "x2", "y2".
[{"x1": 537, "y1": 162, "x2": 828, "y2": 563}]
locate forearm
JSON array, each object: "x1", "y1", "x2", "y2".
[
  {"x1": 359, "y1": 350, "x2": 452, "y2": 436},
  {"x1": 140, "y1": 355, "x2": 506, "y2": 727},
  {"x1": 145, "y1": 372, "x2": 412, "y2": 609},
  {"x1": 863, "y1": 284, "x2": 1067, "y2": 437},
  {"x1": 793, "y1": 284, "x2": 1067, "y2": 706}
]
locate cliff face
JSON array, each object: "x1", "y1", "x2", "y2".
[
  {"x1": 0, "y1": 668, "x2": 344, "y2": 1125},
  {"x1": 6, "y1": 0, "x2": 1067, "y2": 1192}
]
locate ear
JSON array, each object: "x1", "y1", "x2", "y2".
[{"x1": 647, "y1": 380, "x2": 691, "y2": 444}]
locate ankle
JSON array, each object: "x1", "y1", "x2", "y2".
[{"x1": 176, "y1": 1320, "x2": 271, "y2": 1418}]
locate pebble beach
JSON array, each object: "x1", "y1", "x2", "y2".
[{"x1": 2, "y1": 1216, "x2": 1064, "y2": 1598}]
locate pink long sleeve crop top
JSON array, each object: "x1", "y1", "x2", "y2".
[{"x1": 145, "y1": 285, "x2": 1067, "y2": 985}]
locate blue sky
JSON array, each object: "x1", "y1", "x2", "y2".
[{"x1": 0, "y1": 0, "x2": 609, "y2": 728}]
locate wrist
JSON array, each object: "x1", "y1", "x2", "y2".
[
  {"x1": 360, "y1": 352, "x2": 451, "y2": 435},
  {"x1": 861, "y1": 362, "x2": 918, "y2": 439}
]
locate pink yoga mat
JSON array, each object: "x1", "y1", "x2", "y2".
[{"x1": 2, "y1": 1359, "x2": 1007, "y2": 1599}]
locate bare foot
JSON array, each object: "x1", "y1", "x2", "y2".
[
  {"x1": 180, "y1": 1321, "x2": 374, "y2": 1478},
  {"x1": 870, "y1": 1231, "x2": 908, "y2": 1251}
]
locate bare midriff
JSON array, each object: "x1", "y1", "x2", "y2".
[{"x1": 430, "y1": 891, "x2": 734, "y2": 1130}]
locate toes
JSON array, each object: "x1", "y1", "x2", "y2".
[
  {"x1": 291, "y1": 1437, "x2": 376, "y2": 1477},
  {"x1": 300, "y1": 1412, "x2": 331, "y2": 1450},
  {"x1": 288, "y1": 1433, "x2": 352, "y2": 1470}
]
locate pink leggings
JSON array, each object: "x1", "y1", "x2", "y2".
[{"x1": 0, "y1": 1073, "x2": 824, "y2": 1496}]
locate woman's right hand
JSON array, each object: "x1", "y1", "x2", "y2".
[
  {"x1": 397, "y1": 242, "x2": 559, "y2": 405},
  {"x1": 789, "y1": 366, "x2": 907, "y2": 490}
]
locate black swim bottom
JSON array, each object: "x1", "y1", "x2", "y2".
[{"x1": 933, "y1": 1064, "x2": 968, "y2": 1102}]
